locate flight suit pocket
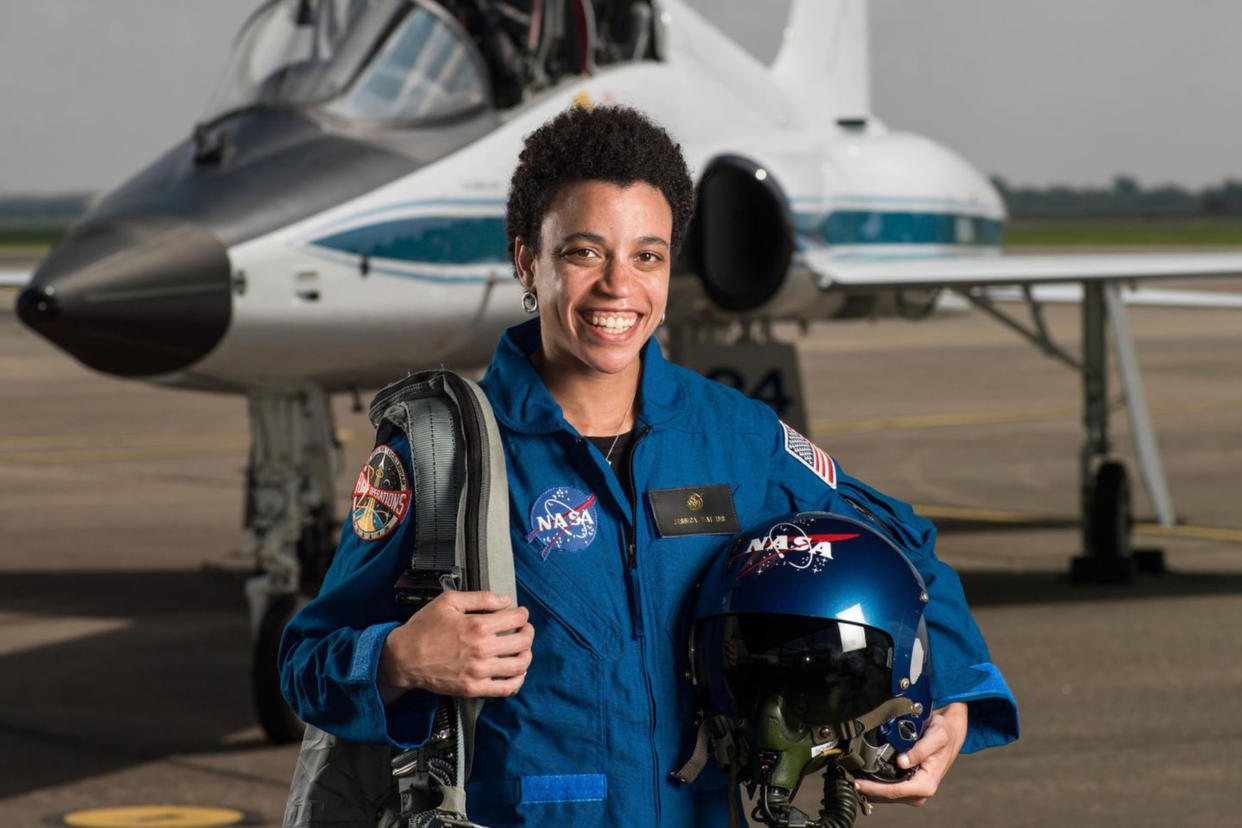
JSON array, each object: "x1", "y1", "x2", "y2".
[{"x1": 467, "y1": 578, "x2": 609, "y2": 827}]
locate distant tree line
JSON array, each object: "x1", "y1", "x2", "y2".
[
  {"x1": 992, "y1": 176, "x2": 1242, "y2": 217},
  {"x1": 3, "y1": 178, "x2": 1242, "y2": 234},
  {"x1": 0, "y1": 192, "x2": 93, "y2": 227}
]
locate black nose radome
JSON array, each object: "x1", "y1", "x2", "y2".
[
  {"x1": 16, "y1": 216, "x2": 231, "y2": 377},
  {"x1": 16, "y1": 283, "x2": 60, "y2": 324}
]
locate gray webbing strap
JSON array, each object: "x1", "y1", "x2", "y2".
[
  {"x1": 670, "y1": 714, "x2": 735, "y2": 784},
  {"x1": 820, "y1": 696, "x2": 920, "y2": 743},
  {"x1": 284, "y1": 371, "x2": 511, "y2": 828},
  {"x1": 402, "y1": 396, "x2": 462, "y2": 574},
  {"x1": 371, "y1": 370, "x2": 515, "y2": 606},
  {"x1": 669, "y1": 717, "x2": 713, "y2": 784},
  {"x1": 369, "y1": 370, "x2": 515, "y2": 828}
]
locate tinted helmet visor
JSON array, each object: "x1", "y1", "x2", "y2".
[{"x1": 696, "y1": 613, "x2": 894, "y2": 726}]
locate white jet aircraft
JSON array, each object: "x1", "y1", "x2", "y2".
[{"x1": 13, "y1": 0, "x2": 1242, "y2": 740}]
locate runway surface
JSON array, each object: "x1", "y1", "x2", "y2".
[{"x1": 1, "y1": 288, "x2": 1240, "y2": 827}]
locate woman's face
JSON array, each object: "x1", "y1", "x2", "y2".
[{"x1": 516, "y1": 180, "x2": 672, "y2": 379}]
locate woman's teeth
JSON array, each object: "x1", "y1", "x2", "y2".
[{"x1": 588, "y1": 313, "x2": 637, "y2": 332}]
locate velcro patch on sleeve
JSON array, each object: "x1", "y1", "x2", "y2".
[
  {"x1": 781, "y1": 421, "x2": 837, "y2": 489},
  {"x1": 351, "y1": 444, "x2": 412, "y2": 541}
]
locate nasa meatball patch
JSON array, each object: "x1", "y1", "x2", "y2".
[
  {"x1": 781, "y1": 421, "x2": 837, "y2": 489},
  {"x1": 351, "y1": 444, "x2": 412, "y2": 541},
  {"x1": 526, "y1": 485, "x2": 598, "y2": 559}
]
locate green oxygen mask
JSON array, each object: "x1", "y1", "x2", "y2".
[
  {"x1": 753, "y1": 695, "x2": 824, "y2": 793},
  {"x1": 748, "y1": 695, "x2": 868, "y2": 828}
]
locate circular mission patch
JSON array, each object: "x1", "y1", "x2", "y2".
[{"x1": 351, "y1": 444, "x2": 411, "y2": 541}]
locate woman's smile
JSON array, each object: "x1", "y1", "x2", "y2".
[{"x1": 582, "y1": 309, "x2": 640, "y2": 335}]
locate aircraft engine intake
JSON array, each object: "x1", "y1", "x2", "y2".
[{"x1": 687, "y1": 155, "x2": 794, "y2": 311}]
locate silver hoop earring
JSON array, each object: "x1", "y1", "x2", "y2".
[
  {"x1": 522, "y1": 290, "x2": 539, "y2": 314},
  {"x1": 660, "y1": 312, "x2": 666, "y2": 325}
]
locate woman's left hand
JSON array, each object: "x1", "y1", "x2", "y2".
[{"x1": 854, "y1": 702, "x2": 968, "y2": 806}]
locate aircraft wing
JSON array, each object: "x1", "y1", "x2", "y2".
[
  {"x1": 0, "y1": 269, "x2": 32, "y2": 288},
  {"x1": 804, "y1": 248, "x2": 1242, "y2": 291},
  {"x1": 982, "y1": 284, "x2": 1242, "y2": 310}
]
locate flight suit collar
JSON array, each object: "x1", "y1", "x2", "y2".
[{"x1": 481, "y1": 319, "x2": 687, "y2": 435}]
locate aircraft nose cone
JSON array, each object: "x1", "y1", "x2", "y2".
[
  {"x1": 16, "y1": 215, "x2": 232, "y2": 377},
  {"x1": 15, "y1": 283, "x2": 60, "y2": 324}
]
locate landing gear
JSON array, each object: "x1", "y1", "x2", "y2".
[
  {"x1": 1072, "y1": 460, "x2": 1135, "y2": 582},
  {"x1": 1068, "y1": 283, "x2": 1166, "y2": 582},
  {"x1": 962, "y1": 281, "x2": 1173, "y2": 581},
  {"x1": 240, "y1": 387, "x2": 340, "y2": 743}
]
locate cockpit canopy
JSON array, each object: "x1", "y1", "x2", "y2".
[
  {"x1": 205, "y1": 0, "x2": 489, "y2": 125},
  {"x1": 204, "y1": 0, "x2": 659, "y2": 125}
]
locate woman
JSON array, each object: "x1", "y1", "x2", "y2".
[{"x1": 280, "y1": 106, "x2": 1018, "y2": 827}]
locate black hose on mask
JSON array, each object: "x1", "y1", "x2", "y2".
[{"x1": 818, "y1": 764, "x2": 861, "y2": 828}]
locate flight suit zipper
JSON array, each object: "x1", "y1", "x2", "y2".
[
  {"x1": 582, "y1": 424, "x2": 662, "y2": 823},
  {"x1": 621, "y1": 426, "x2": 651, "y2": 634},
  {"x1": 624, "y1": 426, "x2": 662, "y2": 826}
]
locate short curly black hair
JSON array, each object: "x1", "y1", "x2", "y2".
[{"x1": 505, "y1": 105, "x2": 695, "y2": 265}]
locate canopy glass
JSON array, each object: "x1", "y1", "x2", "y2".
[{"x1": 204, "y1": 0, "x2": 489, "y2": 125}]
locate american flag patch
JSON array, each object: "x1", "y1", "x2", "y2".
[{"x1": 781, "y1": 421, "x2": 837, "y2": 489}]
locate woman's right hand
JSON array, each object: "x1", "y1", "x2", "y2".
[{"x1": 378, "y1": 590, "x2": 534, "y2": 701}]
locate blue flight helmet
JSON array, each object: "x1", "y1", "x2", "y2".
[{"x1": 682, "y1": 512, "x2": 933, "y2": 826}]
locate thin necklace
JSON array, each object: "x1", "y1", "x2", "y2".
[{"x1": 604, "y1": 391, "x2": 637, "y2": 466}]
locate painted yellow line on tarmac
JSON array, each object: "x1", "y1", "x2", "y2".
[
  {"x1": 813, "y1": 406, "x2": 1075, "y2": 434},
  {"x1": 0, "y1": 444, "x2": 247, "y2": 465},
  {"x1": 0, "y1": 434, "x2": 249, "y2": 465},
  {"x1": 0, "y1": 429, "x2": 356, "y2": 465},
  {"x1": 811, "y1": 398, "x2": 1242, "y2": 435},
  {"x1": 914, "y1": 503, "x2": 1242, "y2": 544},
  {"x1": 1133, "y1": 522, "x2": 1242, "y2": 543},
  {"x1": 58, "y1": 805, "x2": 246, "y2": 827},
  {"x1": 913, "y1": 504, "x2": 1049, "y2": 524}
]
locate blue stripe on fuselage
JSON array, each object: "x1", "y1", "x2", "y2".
[
  {"x1": 311, "y1": 214, "x2": 509, "y2": 266},
  {"x1": 795, "y1": 210, "x2": 1004, "y2": 247},
  {"x1": 307, "y1": 209, "x2": 1003, "y2": 270}
]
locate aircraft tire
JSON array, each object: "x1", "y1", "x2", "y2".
[
  {"x1": 253, "y1": 593, "x2": 308, "y2": 745},
  {"x1": 1088, "y1": 460, "x2": 1133, "y2": 560}
]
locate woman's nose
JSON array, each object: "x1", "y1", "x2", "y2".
[{"x1": 599, "y1": 257, "x2": 636, "y2": 294}]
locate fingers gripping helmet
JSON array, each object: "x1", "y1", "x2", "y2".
[{"x1": 687, "y1": 512, "x2": 932, "y2": 825}]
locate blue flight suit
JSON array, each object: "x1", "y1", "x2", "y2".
[{"x1": 280, "y1": 319, "x2": 1018, "y2": 827}]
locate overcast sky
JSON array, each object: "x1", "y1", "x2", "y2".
[{"x1": 2, "y1": 0, "x2": 1240, "y2": 194}]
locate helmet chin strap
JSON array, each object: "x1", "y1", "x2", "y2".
[{"x1": 811, "y1": 696, "x2": 923, "y2": 777}]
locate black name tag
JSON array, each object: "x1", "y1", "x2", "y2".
[{"x1": 647, "y1": 485, "x2": 740, "y2": 537}]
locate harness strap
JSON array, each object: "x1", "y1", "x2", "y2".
[
  {"x1": 669, "y1": 714, "x2": 734, "y2": 784},
  {"x1": 819, "y1": 696, "x2": 920, "y2": 743},
  {"x1": 669, "y1": 718, "x2": 712, "y2": 784},
  {"x1": 392, "y1": 700, "x2": 488, "y2": 828},
  {"x1": 371, "y1": 370, "x2": 515, "y2": 828}
]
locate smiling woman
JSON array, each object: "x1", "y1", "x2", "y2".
[{"x1": 278, "y1": 105, "x2": 1017, "y2": 828}]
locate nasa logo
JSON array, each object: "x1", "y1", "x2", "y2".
[
  {"x1": 526, "y1": 485, "x2": 598, "y2": 560},
  {"x1": 351, "y1": 444, "x2": 411, "y2": 541},
  {"x1": 737, "y1": 522, "x2": 859, "y2": 576}
]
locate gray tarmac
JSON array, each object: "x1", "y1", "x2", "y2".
[{"x1": 1, "y1": 285, "x2": 1240, "y2": 827}]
